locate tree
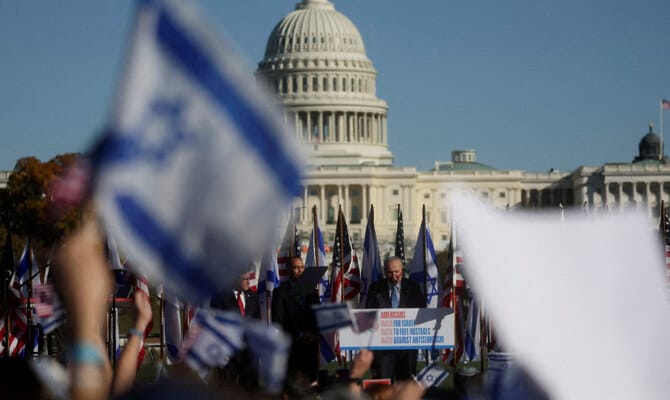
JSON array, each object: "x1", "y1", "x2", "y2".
[{"x1": 1, "y1": 153, "x2": 82, "y2": 252}]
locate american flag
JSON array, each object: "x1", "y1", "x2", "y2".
[
  {"x1": 330, "y1": 208, "x2": 360, "y2": 302},
  {"x1": 662, "y1": 99, "x2": 670, "y2": 110},
  {"x1": 394, "y1": 205, "x2": 405, "y2": 266},
  {"x1": 276, "y1": 213, "x2": 300, "y2": 282},
  {"x1": 441, "y1": 235, "x2": 464, "y2": 366}
]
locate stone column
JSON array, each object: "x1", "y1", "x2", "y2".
[
  {"x1": 362, "y1": 184, "x2": 368, "y2": 219},
  {"x1": 303, "y1": 186, "x2": 308, "y2": 223},
  {"x1": 306, "y1": 112, "x2": 312, "y2": 143},
  {"x1": 320, "y1": 185, "x2": 326, "y2": 223},
  {"x1": 618, "y1": 182, "x2": 623, "y2": 212},
  {"x1": 344, "y1": 185, "x2": 350, "y2": 221}
]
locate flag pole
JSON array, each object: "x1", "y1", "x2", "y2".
[
  {"x1": 661, "y1": 100, "x2": 664, "y2": 159},
  {"x1": 421, "y1": 205, "x2": 429, "y2": 364},
  {"x1": 312, "y1": 206, "x2": 319, "y2": 268},
  {"x1": 339, "y1": 206, "x2": 345, "y2": 304}
]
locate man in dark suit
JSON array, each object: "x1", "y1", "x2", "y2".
[
  {"x1": 210, "y1": 270, "x2": 261, "y2": 389},
  {"x1": 365, "y1": 256, "x2": 424, "y2": 382},
  {"x1": 271, "y1": 256, "x2": 320, "y2": 383}
]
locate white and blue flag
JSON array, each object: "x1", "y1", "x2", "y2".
[
  {"x1": 183, "y1": 309, "x2": 244, "y2": 381},
  {"x1": 415, "y1": 362, "x2": 449, "y2": 389},
  {"x1": 163, "y1": 292, "x2": 183, "y2": 363},
  {"x1": 463, "y1": 292, "x2": 481, "y2": 363},
  {"x1": 409, "y1": 219, "x2": 440, "y2": 307},
  {"x1": 361, "y1": 205, "x2": 383, "y2": 305},
  {"x1": 258, "y1": 246, "x2": 281, "y2": 323},
  {"x1": 245, "y1": 320, "x2": 290, "y2": 394},
  {"x1": 312, "y1": 302, "x2": 353, "y2": 333},
  {"x1": 306, "y1": 221, "x2": 329, "y2": 302},
  {"x1": 92, "y1": 0, "x2": 304, "y2": 302}
]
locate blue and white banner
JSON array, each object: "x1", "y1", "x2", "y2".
[
  {"x1": 244, "y1": 320, "x2": 290, "y2": 394},
  {"x1": 415, "y1": 362, "x2": 449, "y2": 389},
  {"x1": 93, "y1": 0, "x2": 304, "y2": 302},
  {"x1": 183, "y1": 309, "x2": 244, "y2": 380},
  {"x1": 163, "y1": 293, "x2": 183, "y2": 363},
  {"x1": 409, "y1": 221, "x2": 441, "y2": 308},
  {"x1": 312, "y1": 302, "x2": 353, "y2": 333},
  {"x1": 463, "y1": 293, "x2": 480, "y2": 363}
]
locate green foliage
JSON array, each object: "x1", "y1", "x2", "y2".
[{"x1": 0, "y1": 153, "x2": 82, "y2": 251}]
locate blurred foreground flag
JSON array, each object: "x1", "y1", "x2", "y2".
[
  {"x1": 451, "y1": 195, "x2": 670, "y2": 400},
  {"x1": 92, "y1": 0, "x2": 304, "y2": 302}
]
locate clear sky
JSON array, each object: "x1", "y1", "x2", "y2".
[{"x1": 1, "y1": 0, "x2": 669, "y2": 173}]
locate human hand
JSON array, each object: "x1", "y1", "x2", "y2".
[
  {"x1": 133, "y1": 291, "x2": 153, "y2": 332},
  {"x1": 393, "y1": 380, "x2": 425, "y2": 400},
  {"x1": 350, "y1": 349, "x2": 373, "y2": 379}
]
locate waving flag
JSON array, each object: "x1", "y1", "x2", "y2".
[
  {"x1": 463, "y1": 292, "x2": 481, "y2": 363},
  {"x1": 183, "y1": 309, "x2": 245, "y2": 380},
  {"x1": 11, "y1": 238, "x2": 38, "y2": 299},
  {"x1": 312, "y1": 302, "x2": 353, "y2": 332},
  {"x1": 92, "y1": 0, "x2": 304, "y2": 303},
  {"x1": 276, "y1": 213, "x2": 300, "y2": 282},
  {"x1": 361, "y1": 205, "x2": 383, "y2": 305},
  {"x1": 330, "y1": 207, "x2": 360, "y2": 302},
  {"x1": 258, "y1": 246, "x2": 281, "y2": 323},
  {"x1": 163, "y1": 292, "x2": 183, "y2": 363},
  {"x1": 306, "y1": 206, "x2": 329, "y2": 302},
  {"x1": 394, "y1": 205, "x2": 406, "y2": 266},
  {"x1": 245, "y1": 319, "x2": 290, "y2": 394},
  {"x1": 33, "y1": 284, "x2": 66, "y2": 334},
  {"x1": 416, "y1": 362, "x2": 449, "y2": 389},
  {"x1": 409, "y1": 207, "x2": 440, "y2": 307}
]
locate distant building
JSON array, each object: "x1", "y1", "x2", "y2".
[{"x1": 256, "y1": 0, "x2": 670, "y2": 251}]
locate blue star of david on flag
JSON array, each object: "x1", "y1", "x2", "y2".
[{"x1": 93, "y1": 0, "x2": 304, "y2": 302}]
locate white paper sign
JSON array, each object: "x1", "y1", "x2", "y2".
[{"x1": 339, "y1": 308, "x2": 454, "y2": 350}]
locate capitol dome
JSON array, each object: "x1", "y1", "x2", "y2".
[
  {"x1": 634, "y1": 123, "x2": 664, "y2": 163},
  {"x1": 257, "y1": 0, "x2": 392, "y2": 167}
]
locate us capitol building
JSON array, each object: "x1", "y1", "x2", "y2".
[
  {"x1": 256, "y1": 0, "x2": 670, "y2": 251},
  {"x1": 2, "y1": 0, "x2": 668, "y2": 252}
]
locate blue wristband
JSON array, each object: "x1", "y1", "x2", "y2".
[
  {"x1": 70, "y1": 342, "x2": 105, "y2": 366},
  {"x1": 128, "y1": 328, "x2": 143, "y2": 338}
]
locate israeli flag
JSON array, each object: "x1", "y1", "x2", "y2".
[
  {"x1": 184, "y1": 309, "x2": 244, "y2": 380},
  {"x1": 409, "y1": 221, "x2": 441, "y2": 307},
  {"x1": 93, "y1": 0, "x2": 304, "y2": 302},
  {"x1": 312, "y1": 302, "x2": 353, "y2": 333},
  {"x1": 361, "y1": 205, "x2": 383, "y2": 305},
  {"x1": 415, "y1": 362, "x2": 449, "y2": 389},
  {"x1": 245, "y1": 319, "x2": 290, "y2": 394},
  {"x1": 258, "y1": 246, "x2": 281, "y2": 323},
  {"x1": 306, "y1": 225, "x2": 329, "y2": 302}
]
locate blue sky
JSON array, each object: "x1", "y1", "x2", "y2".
[{"x1": 1, "y1": 0, "x2": 669, "y2": 172}]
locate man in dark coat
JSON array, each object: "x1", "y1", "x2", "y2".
[
  {"x1": 365, "y1": 256, "x2": 424, "y2": 382},
  {"x1": 271, "y1": 256, "x2": 320, "y2": 383},
  {"x1": 210, "y1": 270, "x2": 261, "y2": 389}
]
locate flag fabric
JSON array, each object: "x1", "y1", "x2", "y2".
[
  {"x1": 306, "y1": 214, "x2": 329, "y2": 302},
  {"x1": 183, "y1": 309, "x2": 245, "y2": 380},
  {"x1": 660, "y1": 202, "x2": 670, "y2": 291},
  {"x1": 105, "y1": 232, "x2": 125, "y2": 271},
  {"x1": 312, "y1": 302, "x2": 353, "y2": 332},
  {"x1": 352, "y1": 309, "x2": 378, "y2": 333},
  {"x1": 408, "y1": 218, "x2": 440, "y2": 308},
  {"x1": 258, "y1": 246, "x2": 281, "y2": 323},
  {"x1": 361, "y1": 205, "x2": 383, "y2": 305},
  {"x1": 330, "y1": 207, "x2": 360, "y2": 302},
  {"x1": 276, "y1": 213, "x2": 300, "y2": 282},
  {"x1": 0, "y1": 311, "x2": 28, "y2": 357},
  {"x1": 92, "y1": 0, "x2": 304, "y2": 303},
  {"x1": 463, "y1": 292, "x2": 481, "y2": 363},
  {"x1": 32, "y1": 284, "x2": 66, "y2": 334},
  {"x1": 394, "y1": 205, "x2": 405, "y2": 266},
  {"x1": 11, "y1": 238, "x2": 38, "y2": 299},
  {"x1": 244, "y1": 319, "x2": 291, "y2": 394},
  {"x1": 415, "y1": 362, "x2": 450, "y2": 389},
  {"x1": 163, "y1": 292, "x2": 183, "y2": 363},
  {"x1": 662, "y1": 99, "x2": 670, "y2": 110},
  {"x1": 451, "y1": 194, "x2": 670, "y2": 399}
]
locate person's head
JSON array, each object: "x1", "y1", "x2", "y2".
[
  {"x1": 289, "y1": 256, "x2": 305, "y2": 281},
  {"x1": 384, "y1": 257, "x2": 403, "y2": 285},
  {"x1": 238, "y1": 271, "x2": 252, "y2": 291}
]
